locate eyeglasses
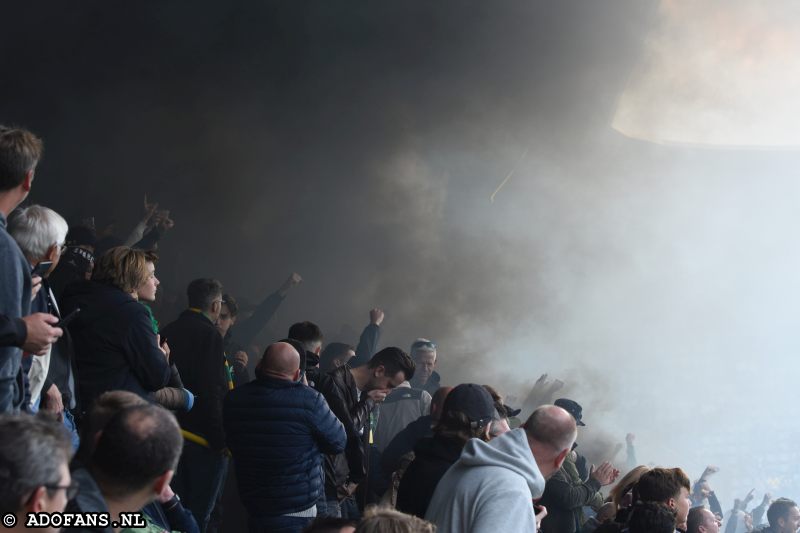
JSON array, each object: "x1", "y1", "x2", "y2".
[
  {"x1": 411, "y1": 340, "x2": 437, "y2": 351},
  {"x1": 45, "y1": 480, "x2": 80, "y2": 500}
]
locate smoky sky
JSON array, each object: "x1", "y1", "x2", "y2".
[{"x1": 4, "y1": 0, "x2": 800, "y2": 503}]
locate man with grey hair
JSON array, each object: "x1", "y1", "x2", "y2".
[
  {"x1": 408, "y1": 339, "x2": 440, "y2": 396},
  {"x1": 425, "y1": 404, "x2": 578, "y2": 533},
  {"x1": 0, "y1": 414, "x2": 74, "y2": 533},
  {"x1": 0, "y1": 126, "x2": 62, "y2": 414},
  {"x1": 9, "y1": 205, "x2": 70, "y2": 415}
]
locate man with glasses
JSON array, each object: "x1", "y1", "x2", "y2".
[
  {"x1": 8, "y1": 205, "x2": 71, "y2": 416},
  {"x1": 409, "y1": 339, "x2": 441, "y2": 396},
  {"x1": 162, "y1": 278, "x2": 230, "y2": 532},
  {"x1": 0, "y1": 414, "x2": 74, "y2": 533}
]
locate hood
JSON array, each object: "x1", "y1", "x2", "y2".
[
  {"x1": 457, "y1": 428, "x2": 546, "y2": 498},
  {"x1": 60, "y1": 280, "x2": 139, "y2": 330},
  {"x1": 413, "y1": 435, "x2": 465, "y2": 463}
]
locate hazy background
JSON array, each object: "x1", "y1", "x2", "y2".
[{"x1": 3, "y1": 0, "x2": 800, "y2": 505}]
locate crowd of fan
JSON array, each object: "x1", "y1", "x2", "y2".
[{"x1": 1, "y1": 124, "x2": 798, "y2": 533}]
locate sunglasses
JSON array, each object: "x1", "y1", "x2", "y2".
[{"x1": 411, "y1": 340, "x2": 437, "y2": 351}]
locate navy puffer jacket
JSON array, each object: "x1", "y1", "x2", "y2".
[{"x1": 223, "y1": 376, "x2": 346, "y2": 517}]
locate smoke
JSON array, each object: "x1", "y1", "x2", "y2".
[{"x1": 3, "y1": 0, "x2": 800, "y2": 506}]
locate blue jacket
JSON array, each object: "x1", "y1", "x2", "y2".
[
  {"x1": 223, "y1": 376, "x2": 346, "y2": 517},
  {"x1": 0, "y1": 212, "x2": 32, "y2": 413}
]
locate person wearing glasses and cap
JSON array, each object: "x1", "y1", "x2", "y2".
[
  {"x1": 539, "y1": 398, "x2": 619, "y2": 533},
  {"x1": 408, "y1": 339, "x2": 441, "y2": 396}
]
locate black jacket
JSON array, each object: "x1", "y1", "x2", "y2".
[
  {"x1": 60, "y1": 281, "x2": 170, "y2": 408},
  {"x1": 223, "y1": 376, "x2": 346, "y2": 516},
  {"x1": 0, "y1": 313, "x2": 25, "y2": 348},
  {"x1": 318, "y1": 365, "x2": 375, "y2": 484},
  {"x1": 39, "y1": 281, "x2": 78, "y2": 411},
  {"x1": 345, "y1": 323, "x2": 382, "y2": 368},
  {"x1": 381, "y1": 414, "x2": 434, "y2": 478},
  {"x1": 539, "y1": 465, "x2": 602, "y2": 533},
  {"x1": 161, "y1": 310, "x2": 228, "y2": 451},
  {"x1": 396, "y1": 435, "x2": 464, "y2": 518}
]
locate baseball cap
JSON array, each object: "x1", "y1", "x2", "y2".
[
  {"x1": 442, "y1": 383, "x2": 496, "y2": 429},
  {"x1": 555, "y1": 398, "x2": 586, "y2": 426}
]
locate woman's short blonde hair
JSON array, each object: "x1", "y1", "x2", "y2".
[
  {"x1": 92, "y1": 246, "x2": 157, "y2": 293},
  {"x1": 356, "y1": 506, "x2": 436, "y2": 533}
]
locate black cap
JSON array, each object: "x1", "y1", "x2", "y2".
[
  {"x1": 555, "y1": 398, "x2": 586, "y2": 426},
  {"x1": 65, "y1": 225, "x2": 97, "y2": 248},
  {"x1": 443, "y1": 384, "x2": 496, "y2": 429}
]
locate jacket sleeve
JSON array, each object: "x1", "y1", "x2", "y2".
[
  {"x1": 349, "y1": 323, "x2": 381, "y2": 368},
  {"x1": 162, "y1": 497, "x2": 200, "y2": 533},
  {"x1": 311, "y1": 391, "x2": 347, "y2": 455},
  {"x1": 0, "y1": 240, "x2": 26, "y2": 413},
  {"x1": 233, "y1": 290, "x2": 286, "y2": 348},
  {"x1": 540, "y1": 469, "x2": 602, "y2": 511},
  {"x1": 0, "y1": 314, "x2": 25, "y2": 348},
  {"x1": 320, "y1": 377, "x2": 366, "y2": 483},
  {"x1": 124, "y1": 310, "x2": 171, "y2": 392}
]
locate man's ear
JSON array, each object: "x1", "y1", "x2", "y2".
[
  {"x1": 554, "y1": 448, "x2": 570, "y2": 470},
  {"x1": 293, "y1": 369, "x2": 301, "y2": 381},
  {"x1": 314, "y1": 346, "x2": 321, "y2": 355},
  {"x1": 667, "y1": 497, "x2": 677, "y2": 511},
  {"x1": 27, "y1": 485, "x2": 47, "y2": 513},
  {"x1": 46, "y1": 244, "x2": 59, "y2": 263},
  {"x1": 374, "y1": 365, "x2": 385, "y2": 377},
  {"x1": 152, "y1": 470, "x2": 174, "y2": 497},
  {"x1": 22, "y1": 169, "x2": 34, "y2": 192}
]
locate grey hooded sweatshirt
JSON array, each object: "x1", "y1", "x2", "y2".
[{"x1": 425, "y1": 428, "x2": 546, "y2": 533}]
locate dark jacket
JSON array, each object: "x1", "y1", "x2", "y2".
[
  {"x1": 60, "y1": 281, "x2": 170, "y2": 408},
  {"x1": 40, "y1": 281, "x2": 78, "y2": 411},
  {"x1": 539, "y1": 464, "x2": 602, "y2": 533},
  {"x1": 223, "y1": 376, "x2": 346, "y2": 517},
  {"x1": 411, "y1": 370, "x2": 441, "y2": 396},
  {"x1": 0, "y1": 313, "x2": 25, "y2": 348},
  {"x1": 229, "y1": 290, "x2": 286, "y2": 349},
  {"x1": 345, "y1": 323, "x2": 382, "y2": 368},
  {"x1": 161, "y1": 309, "x2": 228, "y2": 451},
  {"x1": 396, "y1": 435, "x2": 464, "y2": 518},
  {"x1": 140, "y1": 497, "x2": 199, "y2": 533},
  {"x1": 318, "y1": 365, "x2": 375, "y2": 485},
  {"x1": 381, "y1": 414, "x2": 434, "y2": 478}
]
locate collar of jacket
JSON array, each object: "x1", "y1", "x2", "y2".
[
  {"x1": 254, "y1": 374, "x2": 303, "y2": 388},
  {"x1": 186, "y1": 307, "x2": 214, "y2": 324}
]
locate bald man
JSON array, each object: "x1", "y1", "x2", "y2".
[
  {"x1": 425, "y1": 405, "x2": 578, "y2": 533},
  {"x1": 224, "y1": 342, "x2": 346, "y2": 533}
]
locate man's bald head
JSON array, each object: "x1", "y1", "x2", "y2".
[
  {"x1": 524, "y1": 404, "x2": 578, "y2": 478},
  {"x1": 257, "y1": 342, "x2": 301, "y2": 380}
]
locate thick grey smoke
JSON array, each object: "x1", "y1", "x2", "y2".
[{"x1": 2, "y1": 0, "x2": 799, "y2": 506}]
